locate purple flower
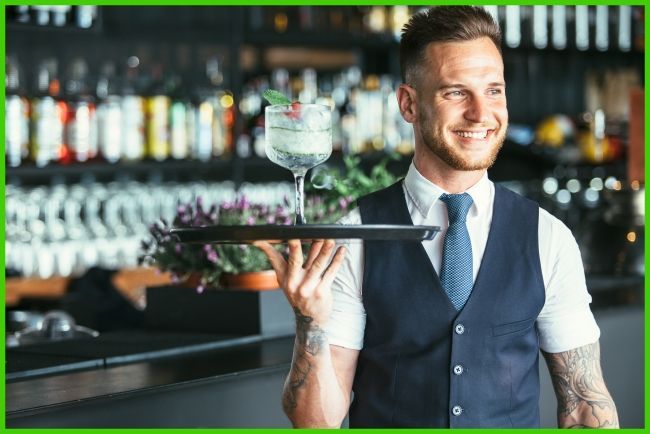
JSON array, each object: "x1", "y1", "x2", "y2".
[
  {"x1": 207, "y1": 250, "x2": 219, "y2": 264},
  {"x1": 338, "y1": 197, "x2": 348, "y2": 209},
  {"x1": 175, "y1": 244, "x2": 183, "y2": 254},
  {"x1": 237, "y1": 196, "x2": 250, "y2": 210},
  {"x1": 246, "y1": 216, "x2": 256, "y2": 225},
  {"x1": 266, "y1": 216, "x2": 276, "y2": 224},
  {"x1": 177, "y1": 205, "x2": 187, "y2": 214},
  {"x1": 196, "y1": 285, "x2": 205, "y2": 294},
  {"x1": 171, "y1": 273, "x2": 180, "y2": 283}
]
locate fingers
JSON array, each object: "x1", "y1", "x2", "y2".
[
  {"x1": 304, "y1": 239, "x2": 325, "y2": 269},
  {"x1": 303, "y1": 239, "x2": 338, "y2": 285},
  {"x1": 252, "y1": 241, "x2": 287, "y2": 282},
  {"x1": 320, "y1": 246, "x2": 347, "y2": 287},
  {"x1": 286, "y1": 239, "x2": 304, "y2": 275}
]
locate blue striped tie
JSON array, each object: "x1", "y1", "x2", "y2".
[{"x1": 439, "y1": 193, "x2": 474, "y2": 311}]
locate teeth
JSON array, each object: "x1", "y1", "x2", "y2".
[{"x1": 456, "y1": 130, "x2": 488, "y2": 139}]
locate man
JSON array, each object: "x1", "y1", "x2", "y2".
[{"x1": 255, "y1": 6, "x2": 618, "y2": 429}]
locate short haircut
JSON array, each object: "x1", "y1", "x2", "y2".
[{"x1": 400, "y1": 6, "x2": 502, "y2": 84}]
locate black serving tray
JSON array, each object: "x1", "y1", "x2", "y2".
[{"x1": 170, "y1": 225, "x2": 440, "y2": 243}]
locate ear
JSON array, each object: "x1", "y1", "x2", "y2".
[{"x1": 397, "y1": 83, "x2": 417, "y2": 124}]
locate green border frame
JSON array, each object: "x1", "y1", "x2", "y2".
[{"x1": 1, "y1": 2, "x2": 647, "y2": 434}]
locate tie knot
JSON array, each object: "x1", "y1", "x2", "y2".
[{"x1": 440, "y1": 193, "x2": 473, "y2": 223}]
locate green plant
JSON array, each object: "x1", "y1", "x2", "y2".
[{"x1": 307, "y1": 152, "x2": 403, "y2": 210}]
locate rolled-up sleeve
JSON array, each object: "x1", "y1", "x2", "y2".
[
  {"x1": 537, "y1": 211, "x2": 600, "y2": 353},
  {"x1": 326, "y1": 209, "x2": 366, "y2": 350}
]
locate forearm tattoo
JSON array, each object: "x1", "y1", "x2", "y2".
[
  {"x1": 543, "y1": 342, "x2": 619, "y2": 428},
  {"x1": 282, "y1": 307, "x2": 328, "y2": 415}
]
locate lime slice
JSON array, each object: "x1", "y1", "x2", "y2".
[{"x1": 263, "y1": 89, "x2": 292, "y2": 106}]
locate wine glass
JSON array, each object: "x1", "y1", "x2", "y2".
[{"x1": 265, "y1": 104, "x2": 332, "y2": 225}]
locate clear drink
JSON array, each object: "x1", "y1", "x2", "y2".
[{"x1": 265, "y1": 104, "x2": 332, "y2": 224}]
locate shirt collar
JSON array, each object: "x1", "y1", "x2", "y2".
[{"x1": 403, "y1": 162, "x2": 491, "y2": 218}]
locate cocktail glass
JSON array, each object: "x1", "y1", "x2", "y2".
[{"x1": 265, "y1": 104, "x2": 332, "y2": 225}]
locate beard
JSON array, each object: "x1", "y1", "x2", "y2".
[{"x1": 418, "y1": 113, "x2": 507, "y2": 171}]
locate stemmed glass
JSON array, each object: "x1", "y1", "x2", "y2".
[{"x1": 265, "y1": 104, "x2": 332, "y2": 224}]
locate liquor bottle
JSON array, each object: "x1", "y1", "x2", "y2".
[
  {"x1": 5, "y1": 56, "x2": 30, "y2": 168},
  {"x1": 299, "y1": 68, "x2": 317, "y2": 104},
  {"x1": 595, "y1": 6, "x2": 609, "y2": 51},
  {"x1": 30, "y1": 59, "x2": 66, "y2": 167},
  {"x1": 380, "y1": 75, "x2": 400, "y2": 152},
  {"x1": 75, "y1": 6, "x2": 97, "y2": 29},
  {"x1": 144, "y1": 64, "x2": 171, "y2": 161},
  {"x1": 532, "y1": 5, "x2": 549, "y2": 49},
  {"x1": 31, "y1": 5, "x2": 51, "y2": 26},
  {"x1": 365, "y1": 6, "x2": 387, "y2": 34},
  {"x1": 168, "y1": 74, "x2": 190, "y2": 160},
  {"x1": 358, "y1": 74, "x2": 383, "y2": 152},
  {"x1": 121, "y1": 57, "x2": 145, "y2": 162},
  {"x1": 574, "y1": 5, "x2": 589, "y2": 51},
  {"x1": 617, "y1": 6, "x2": 632, "y2": 52},
  {"x1": 390, "y1": 6, "x2": 410, "y2": 41},
  {"x1": 504, "y1": 5, "x2": 521, "y2": 48},
  {"x1": 95, "y1": 61, "x2": 123, "y2": 163},
  {"x1": 63, "y1": 58, "x2": 98, "y2": 163},
  {"x1": 340, "y1": 66, "x2": 362, "y2": 155},
  {"x1": 50, "y1": 6, "x2": 70, "y2": 27},
  {"x1": 551, "y1": 5, "x2": 568, "y2": 50}
]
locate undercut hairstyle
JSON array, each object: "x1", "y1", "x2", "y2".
[{"x1": 400, "y1": 6, "x2": 502, "y2": 84}]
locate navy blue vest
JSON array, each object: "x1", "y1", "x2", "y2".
[{"x1": 350, "y1": 180, "x2": 545, "y2": 428}]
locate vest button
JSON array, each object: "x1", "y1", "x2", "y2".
[
  {"x1": 455, "y1": 324, "x2": 465, "y2": 335},
  {"x1": 452, "y1": 405, "x2": 463, "y2": 416},
  {"x1": 453, "y1": 364, "x2": 464, "y2": 375}
]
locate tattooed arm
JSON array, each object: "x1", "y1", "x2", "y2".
[
  {"x1": 255, "y1": 239, "x2": 358, "y2": 427},
  {"x1": 542, "y1": 341, "x2": 619, "y2": 428},
  {"x1": 284, "y1": 309, "x2": 359, "y2": 427}
]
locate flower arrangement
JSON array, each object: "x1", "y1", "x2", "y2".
[
  {"x1": 139, "y1": 194, "x2": 353, "y2": 292},
  {"x1": 140, "y1": 153, "x2": 402, "y2": 292}
]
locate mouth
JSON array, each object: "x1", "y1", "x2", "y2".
[{"x1": 453, "y1": 129, "x2": 494, "y2": 140}]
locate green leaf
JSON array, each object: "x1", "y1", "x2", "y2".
[{"x1": 262, "y1": 89, "x2": 292, "y2": 105}]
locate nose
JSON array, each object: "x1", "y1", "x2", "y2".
[{"x1": 463, "y1": 95, "x2": 490, "y2": 124}]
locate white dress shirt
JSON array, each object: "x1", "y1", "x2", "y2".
[{"x1": 328, "y1": 162, "x2": 600, "y2": 353}]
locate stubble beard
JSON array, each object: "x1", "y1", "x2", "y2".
[{"x1": 419, "y1": 119, "x2": 507, "y2": 171}]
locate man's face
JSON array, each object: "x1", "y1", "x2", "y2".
[{"x1": 412, "y1": 37, "x2": 508, "y2": 171}]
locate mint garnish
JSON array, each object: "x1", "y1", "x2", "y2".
[{"x1": 263, "y1": 89, "x2": 292, "y2": 106}]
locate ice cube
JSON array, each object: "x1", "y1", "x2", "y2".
[{"x1": 302, "y1": 106, "x2": 330, "y2": 131}]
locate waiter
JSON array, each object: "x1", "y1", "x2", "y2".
[{"x1": 256, "y1": 6, "x2": 618, "y2": 428}]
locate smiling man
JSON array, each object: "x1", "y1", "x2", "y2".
[{"x1": 255, "y1": 6, "x2": 618, "y2": 428}]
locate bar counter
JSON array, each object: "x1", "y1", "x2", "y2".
[
  {"x1": 6, "y1": 276, "x2": 644, "y2": 428},
  {"x1": 6, "y1": 334, "x2": 295, "y2": 427}
]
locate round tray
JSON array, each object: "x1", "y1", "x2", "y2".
[{"x1": 170, "y1": 224, "x2": 440, "y2": 243}]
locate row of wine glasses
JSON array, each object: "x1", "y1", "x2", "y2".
[{"x1": 5, "y1": 181, "x2": 292, "y2": 278}]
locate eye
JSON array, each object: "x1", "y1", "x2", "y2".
[
  {"x1": 444, "y1": 90, "x2": 465, "y2": 99},
  {"x1": 487, "y1": 88, "x2": 503, "y2": 96}
]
